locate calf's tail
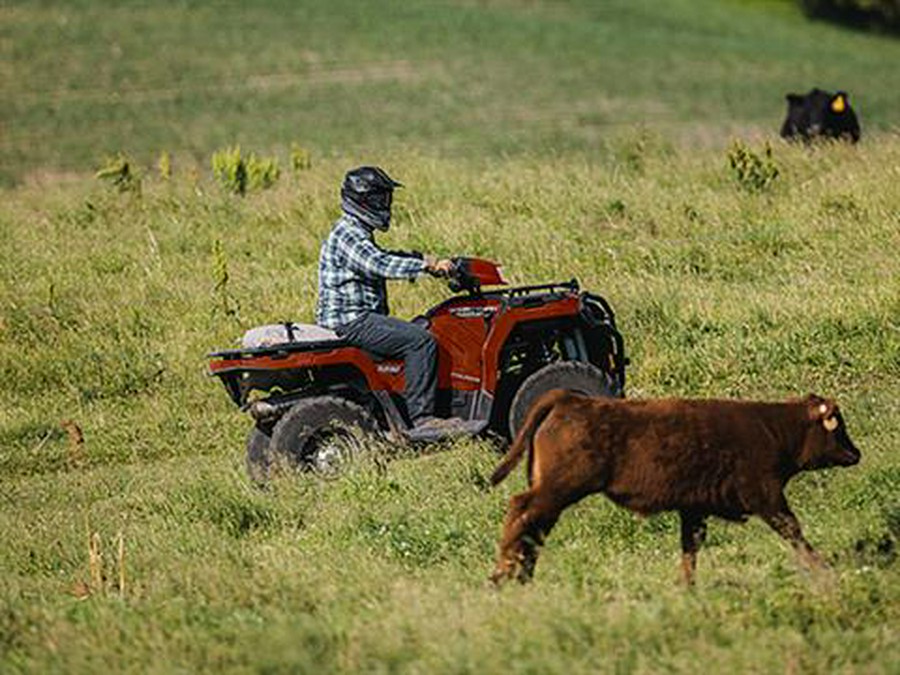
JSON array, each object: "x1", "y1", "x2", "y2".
[{"x1": 491, "y1": 389, "x2": 570, "y2": 486}]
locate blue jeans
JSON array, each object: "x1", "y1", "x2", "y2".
[{"x1": 336, "y1": 313, "x2": 437, "y2": 423}]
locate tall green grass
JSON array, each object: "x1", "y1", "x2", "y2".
[{"x1": 1, "y1": 135, "x2": 899, "y2": 672}]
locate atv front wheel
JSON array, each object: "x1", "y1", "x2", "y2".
[
  {"x1": 508, "y1": 361, "x2": 616, "y2": 438},
  {"x1": 270, "y1": 396, "x2": 377, "y2": 478}
]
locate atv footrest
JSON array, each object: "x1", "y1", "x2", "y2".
[{"x1": 403, "y1": 419, "x2": 488, "y2": 443}]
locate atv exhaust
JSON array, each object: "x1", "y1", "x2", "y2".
[{"x1": 246, "y1": 398, "x2": 294, "y2": 421}]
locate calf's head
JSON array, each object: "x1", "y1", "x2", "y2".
[{"x1": 799, "y1": 394, "x2": 861, "y2": 470}]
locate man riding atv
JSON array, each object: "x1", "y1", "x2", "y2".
[
  {"x1": 209, "y1": 168, "x2": 627, "y2": 480},
  {"x1": 317, "y1": 165, "x2": 483, "y2": 440}
]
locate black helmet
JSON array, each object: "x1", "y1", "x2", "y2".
[{"x1": 340, "y1": 166, "x2": 403, "y2": 231}]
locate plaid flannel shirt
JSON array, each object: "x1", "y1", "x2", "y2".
[{"x1": 316, "y1": 214, "x2": 426, "y2": 329}]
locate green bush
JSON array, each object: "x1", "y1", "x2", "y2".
[
  {"x1": 246, "y1": 155, "x2": 280, "y2": 191},
  {"x1": 727, "y1": 141, "x2": 780, "y2": 193},
  {"x1": 290, "y1": 144, "x2": 312, "y2": 172},
  {"x1": 211, "y1": 145, "x2": 280, "y2": 195},
  {"x1": 95, "y1": 154, "x2": 141, "y2": 194},
  {"x1": 211, "y1": 146, "x2": 248, "y2": 195},
  {"x1": 157, "y1": 151, "x2": 172, "y2": 181}
]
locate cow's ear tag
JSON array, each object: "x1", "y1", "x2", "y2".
[
  {"x1": 823, "y1": 416, "x2": 838, "y2": 432},
  {"x1": 831, "y1": 95, "x2": 846, "y2": 113},
  {"x1": 818, "y1": 403, "x2": 828, "y2": 415}
]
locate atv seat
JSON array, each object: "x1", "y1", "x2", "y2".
[
  {"x1": 241, "y1": 323, "x2": 344, "y2": 349},
  {"x1": 208, "y1": 322, "x2": 399, "y2": 363}
]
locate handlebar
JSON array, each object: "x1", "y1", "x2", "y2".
[{"x1": 427, "y1": 256, "x2": 506, "y2": 293}]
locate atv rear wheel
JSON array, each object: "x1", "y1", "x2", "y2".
[
  {"x1": 508, "y1": 361, "x2": 616, "y2": 438},
  {"x1": 270, "y1": 396, "x2": 377, "y2": 478}
]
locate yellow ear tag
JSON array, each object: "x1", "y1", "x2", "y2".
[
  {"x1": 831, "y1": 96, "x2": 846, "y2": 113},
  {"x1": 823, "y1": 416, "x2": 838, "y2": 432}
]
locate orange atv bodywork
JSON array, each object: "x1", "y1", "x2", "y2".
[{"x1": 209, "y1": 259, "x2": 626, "y2": 438}]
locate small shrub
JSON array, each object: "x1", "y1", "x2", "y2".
[
  {"x1": 605, "y1": 198, "x2": 627, "y2": 217},
  {"x1": 212, "y1": 238, "x2": 240, "y2": 320},
  {"x1": 211, "y1": 145, "x2": 280, "y2": 195},
  {"x1": 77, "y1": 529, "x2": 127, "y2": 598},
  {"x1": 95, "y1": 154, "x2": 141, "y2": 194},
  {"x1": 727, "y1": 140, "x2": 779, "y2": 193},
  {"x1": 157, "y1": 151, "x2": 172, "y2": 181},
  {"x1": 290, "y1": 144, "x2": 312, "y2": 171},
  {"x1": 211, "y1": 146, "x2": 248, "y2": 195},
  {"x1": 246, "y1": 154, "x2": 280, "y2": 190}
]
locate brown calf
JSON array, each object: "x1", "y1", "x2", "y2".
[{"x1": 490, "y1": 390, "x2": 861, "y2": 585}]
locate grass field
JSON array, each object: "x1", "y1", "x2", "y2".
[
  {"x1": 4, "y1": 0, "x2": 900, "y2": 185},
  {"x1": 2, "y1": 0, "x2": 900, "y2": 673}
]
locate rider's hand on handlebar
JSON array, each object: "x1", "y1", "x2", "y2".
[{"x1": 424, "y1": 256, "x2": 454, "y2": 277}]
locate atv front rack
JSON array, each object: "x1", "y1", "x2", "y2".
[{"x1": 495, "y1": 278, "x2": 579, "y2": 298}]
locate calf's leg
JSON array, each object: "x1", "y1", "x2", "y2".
[
  {"x1": 759, "y1": 498, "x2": 825, "y2": 569},
  {"x1": 491, "y1": 492, "x2": 533, "y2": 584},
  {"x1": 679, "y1": 510, "x2": 708, "y2": 586},
  {"x1": 491, "y1": 490, "x2": 565, "y2": 585}
]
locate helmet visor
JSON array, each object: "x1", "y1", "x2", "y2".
[{"x1": 366, "y1": 189, "x2": 393, "y2": 212}]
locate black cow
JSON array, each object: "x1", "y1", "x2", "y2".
[{"x1": 781, "y1": 88, "x2": 860, "y2": 143}]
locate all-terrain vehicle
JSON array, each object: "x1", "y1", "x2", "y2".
[{"x1": 208, "y1": 258, "x2": 627, "y2": 480}]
